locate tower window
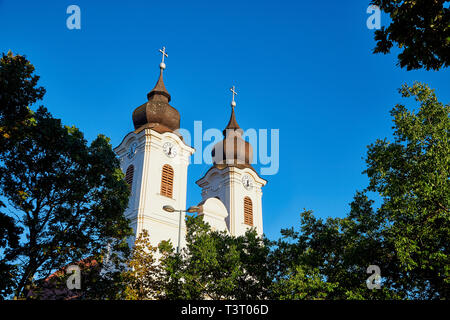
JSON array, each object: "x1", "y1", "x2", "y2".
[
  {"x1": 244, "y1": 196, "x2": 253, "y2": 226},
  {"x1": 160, "y1": 164, "x2": 174, "y2": 198},
  {"x1": 125, "y1": 165, "x2": 134, "y2": 192}
]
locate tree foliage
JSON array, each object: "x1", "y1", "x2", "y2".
[
  {"x1": 0, "y1": 200, "x2": 22, "y2": 298},
  {"x1": 122, "y1": 230, "x2": 160, "y2": 299},
  {"x1": 0, "y1": 52, "x2": 133, "y2": 299},
  {"x1": 371, "y1": 0, "x2": 450, "y2": 71},
  {"x1": 271, "y1": 201, "x2": 404, "y2": 300},
  {"x1": 161, "y1": 216, "x2": 271, "y2": 299},
  {"x1": 271, "y1": 82, "x2": 449, "y2": 299},
  {"x1": 364, "y1": 82, "x2": 449, "y2": 298},
  {"x1": 0, "y1": 51, "x2": 44, "y2": 130},
  {"x1": 124, "y1": 216, "x2": 272, "y2": 300}
]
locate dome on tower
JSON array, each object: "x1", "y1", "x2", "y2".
[
  {"x1": 132, "y1": 61, "x2": 180, "y2": 134},
  {"x1": 211, "y1": 105, "x2": 253, "y2": 167}
]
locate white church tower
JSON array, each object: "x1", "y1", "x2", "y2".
[
  {"x1": 114, "y1": 47, "x2": 194, "y2": 249},
  {"x1": 196, "y1": 87, "x2": 267, "y2": 237}
]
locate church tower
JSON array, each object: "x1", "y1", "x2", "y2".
[
  {"x1": 196, "y1": 87, "x2": 267, "y2": 237},
  {"x1": 114, "y1": 47, "x2": 195, "y2": 248}
]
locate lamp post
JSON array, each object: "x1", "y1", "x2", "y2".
[{"x1": 162, "y1": 205, "x2": 200, "y2": 253}]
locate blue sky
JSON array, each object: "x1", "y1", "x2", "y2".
[{"x1": 1, "y1": 0, "x2": 449, "y2": 241}]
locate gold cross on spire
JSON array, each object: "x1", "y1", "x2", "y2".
[
  {"x1": 230, "y1": 85, "x2": 237, "y2": 108},
  {"x1": 159, "y1": 46, "x2": 168, "y2": 69}
]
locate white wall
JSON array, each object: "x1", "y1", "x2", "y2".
[
  {"x1": 115, "y1": 128, "x2": 194, "y2": 251},
  {"x1": 196, "y1": 166, "x2": 266, "y2": 237}
]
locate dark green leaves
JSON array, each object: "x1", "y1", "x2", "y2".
[
  {"x1": 0, "y1": 52, "x2": 133, "y2": 299},
  {"x1": 371, "y1": 0, "x2": 450, "y2": 71}
]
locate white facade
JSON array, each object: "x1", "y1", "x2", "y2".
[
  {"x1": 196, "y1": 165, "x2": 267, "y2": 237},
  {"x1": 196, "y1": 197, "x2": 229, "y2": 233},
  {"x1": 114, "y1": 128, "x2": 194, "y2": 250},
  {"x1": 115, "y1": 126, "x2": 267, "y2": 248}
]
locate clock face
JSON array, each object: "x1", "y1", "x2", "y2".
[
  {"x1": 163, "y1": 141, "x2": 178, "y2": 158},
  {"x1": 241, "y1": 174, "x2": 253, "y2": 190},
  {"x1": 127, "y1": 142, "x2": 138, "y2": 159}
]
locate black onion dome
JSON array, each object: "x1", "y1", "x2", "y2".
[
  {"x1": 212, "y1": 106, "x2": 253, "y2": 166},
  {"x1": 132, "y1": 68, "x2": 180, "y2": 133}
]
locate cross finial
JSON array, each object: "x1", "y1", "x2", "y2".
[
  {"x1": 230, "y1": 86, "x2": 237, "y2": 108},
  {"x1": 159, "y1": 46, "x2": 168, "y2": 69}
]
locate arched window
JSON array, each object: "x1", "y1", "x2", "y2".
[
  {"x1": 125, "y1": 165, "x2": 134, "y2": 192},
  {"x1": 244, "y1": 196, "x2": 253, "y2": 226},
  {"x1": 160, "y1": 164, "x2": 174, "y2": 198}
]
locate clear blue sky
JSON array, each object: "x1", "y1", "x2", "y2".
[{"x1": 1, "y1": 0, "x2": 449, "y2": 241}]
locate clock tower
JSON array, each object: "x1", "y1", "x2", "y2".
[
  {"x1": 114, "y1": 47, "x2": 195, "y2": 248},
  {"x1": 196, "y1": 87, "x2": 267, "y2": 237}
]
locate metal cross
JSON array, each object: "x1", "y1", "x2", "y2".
[
  {"x1": 159, "y1": 46, "x2": 168, "y2": 63},
  {"x1": 230, "y1": 86, "x2": 238, "y2": 104}
]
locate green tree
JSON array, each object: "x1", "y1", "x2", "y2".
[
  {"x1": 270, "y1": 201, "x2": 402, "y2": 300},
  {"x1": 370, "y1": 0, "x2": 450, "y2": 71},
  {"x1": 0, "y1": 52, "x2": 133, "y2": 299},
  {"x1": 0, "y1": 51, "x2": 45, "y2": 149},
  {"x1": 270, "y1": 265, "x2": 337, "y2": 300},
  {"x1": 122, "y1": 230, "x2": 161, "y2": 300},
  {"x1": 0, "y1": 200, "x2": 22, "y2": 299},
  {"x1": 364, "y1": 82, "x2": 449, "y2": 298},
  {"x1": 0, "y1": 51, "x2": 44, "y2": 298},
  {"x1": 271, "y1": 82, "x2": 449, "y2": 300},
  {"x1": 153, "y1": 216, "x2": 271, "y2": 300}
]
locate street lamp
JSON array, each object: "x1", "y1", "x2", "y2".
[{"x1": 162, "y1": 205, "x2": 201, "y2": 253}]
